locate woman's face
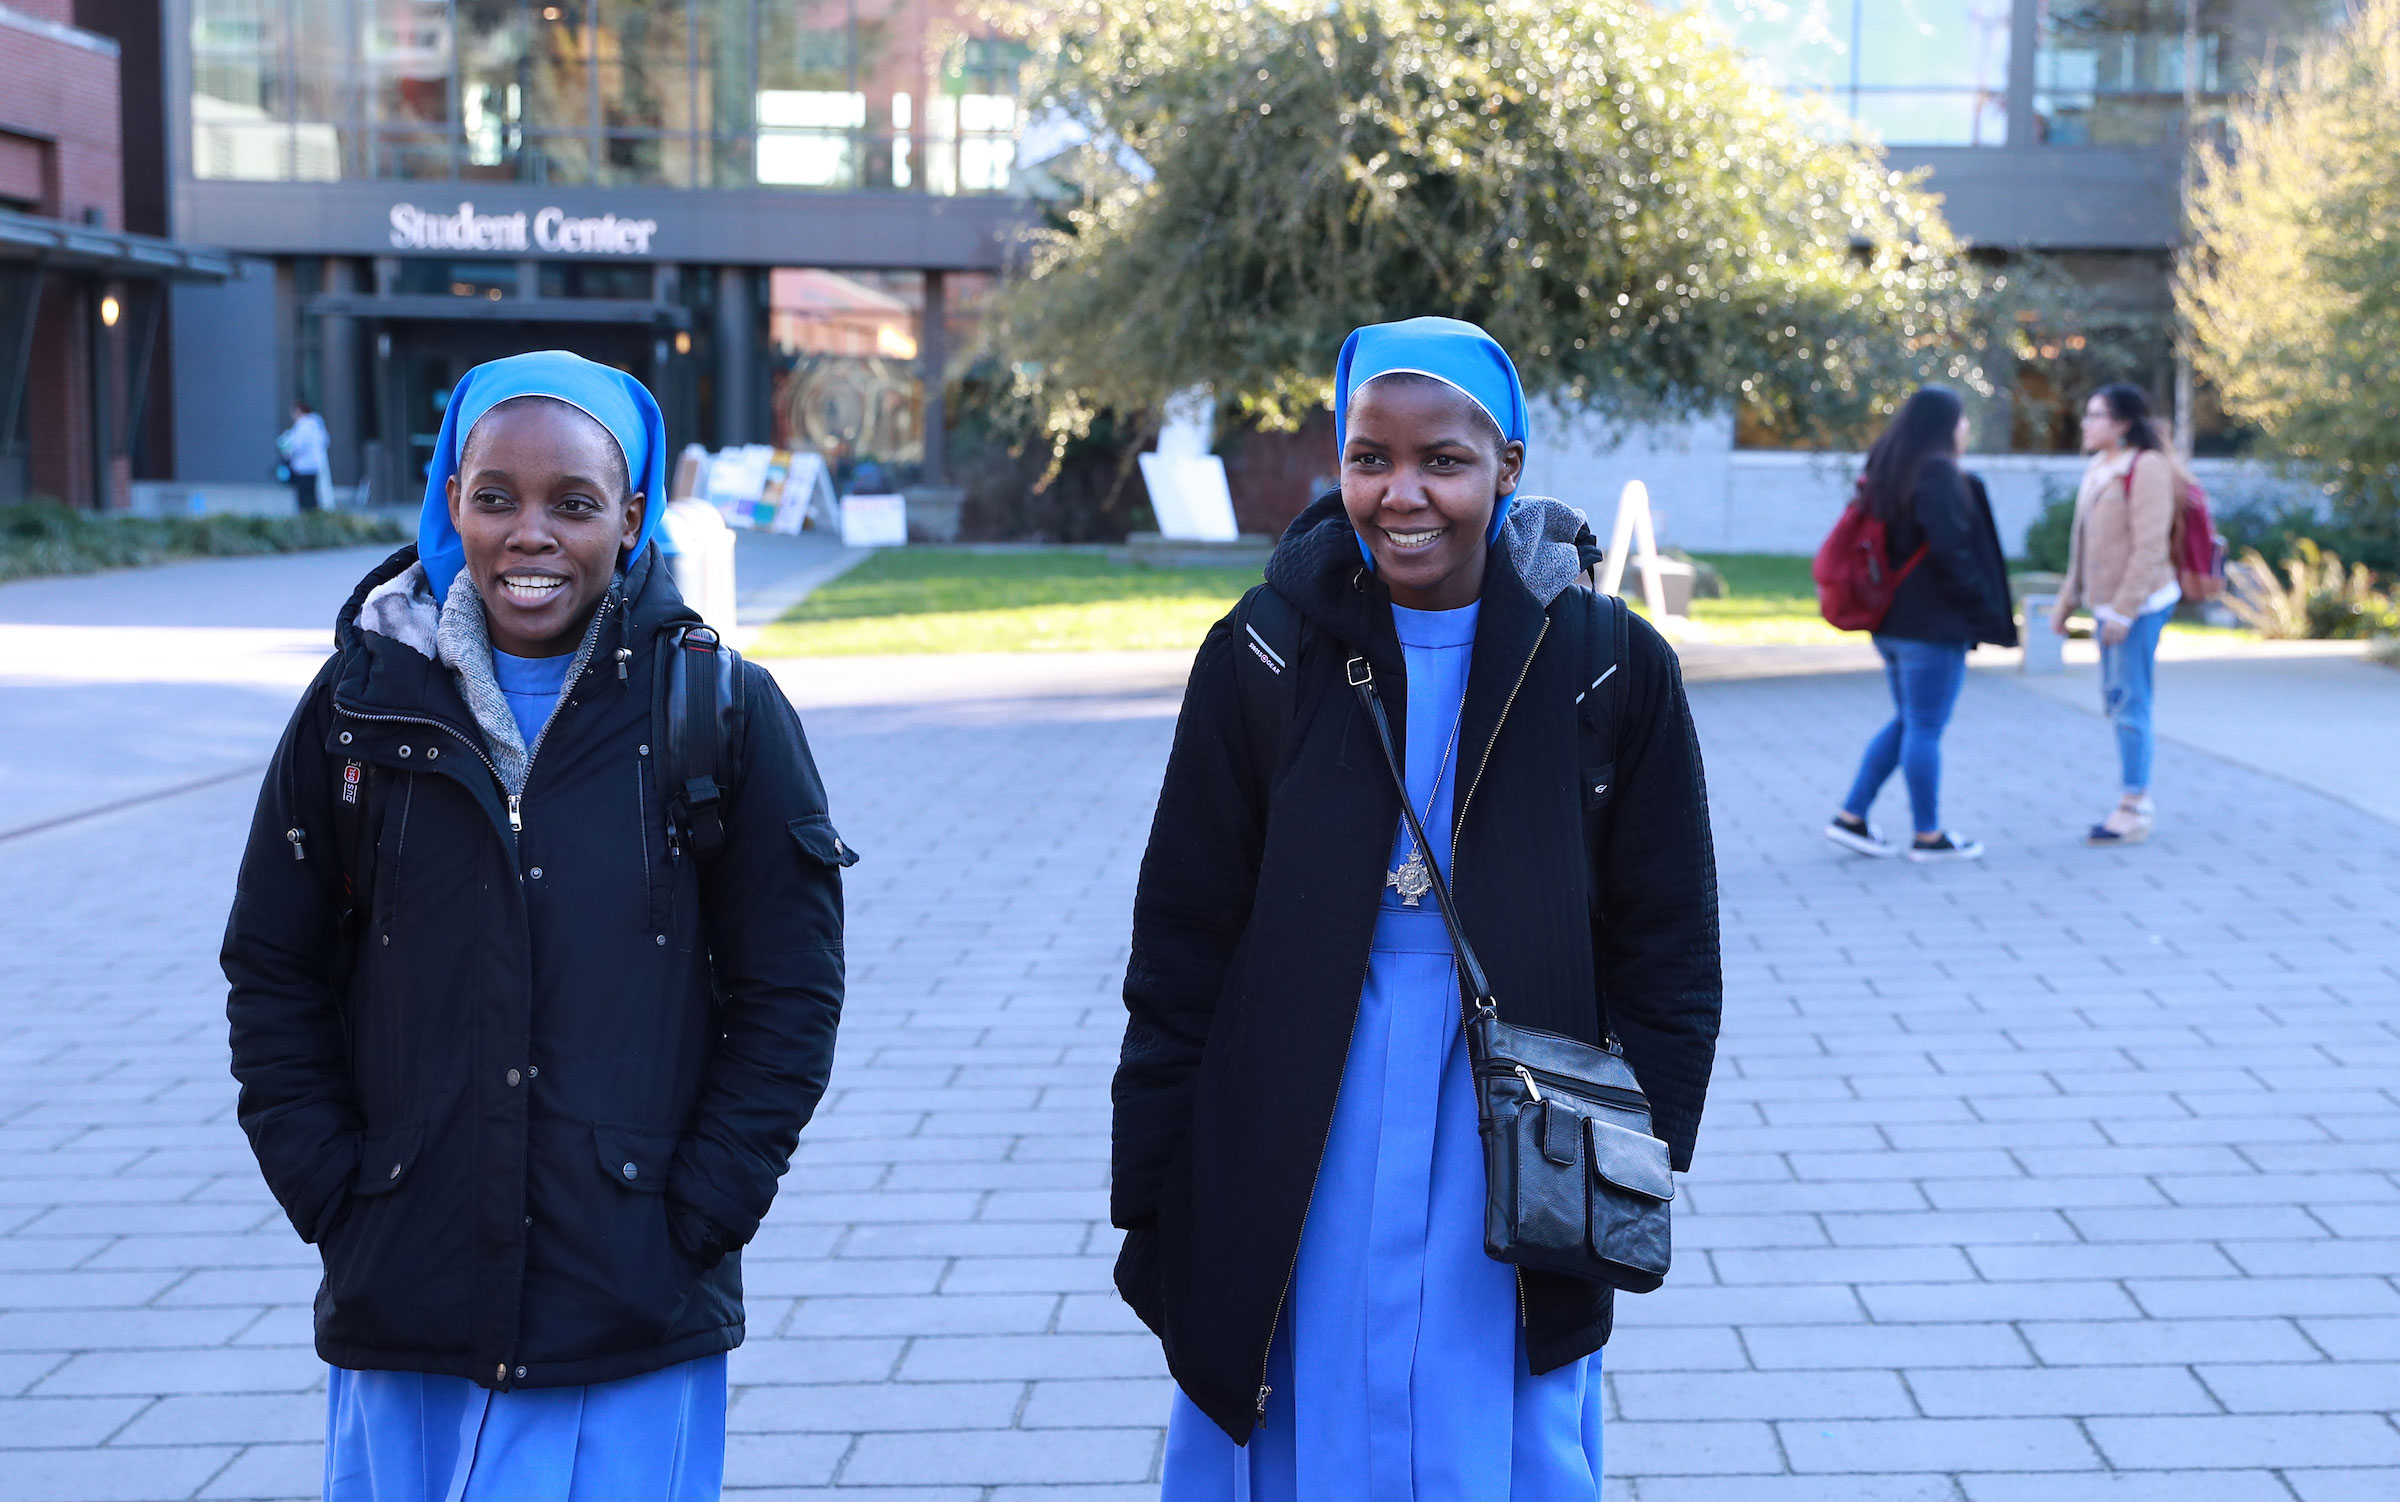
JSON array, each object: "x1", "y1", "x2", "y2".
[
  {"x1": 446, "y1": 400, "x2": 645, "y2": 657},
  {"x1": 1341, "y1": 379, "x2": 1524, "y2": 612},
  {"x1": 2081, "y1": 395, "x2": 2127, "y2": 454}
]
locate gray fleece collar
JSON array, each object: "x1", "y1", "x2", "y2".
[
  {"x1": 1498, "y1": 495, "x2": 1591, "y2": 607},
  {"x1": 357, "y1": 559, "x2": 610, "y2": 796}
]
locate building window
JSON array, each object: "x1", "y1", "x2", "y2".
[
  {"x1": 1714, "y1": 0, "x2": 2011, "y2": 147},
  {"x1": 770, "y1": 268, "x2": 923, "y2": 488},
  {"x1": 2034, "y1": 0, "x2": 2335, "y2": 146},
  {"x1": 187, "y1": 0, "x2": 1028, "y2": 192}
]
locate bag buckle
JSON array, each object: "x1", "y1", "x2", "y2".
[{"x1": 1346, "y1": 656, "x2": 1373, "y2": 688}]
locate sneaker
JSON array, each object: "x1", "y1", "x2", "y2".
[
  {"x1": 1906, "y1": 832, "x2": 1986, "y2": 863},
  {"x1": 1824, "y1": 813, "x2": 1897, "y2": 858},
  {"x1": 2087, "y1": 796, "x2": 2155, "y2": 846}
]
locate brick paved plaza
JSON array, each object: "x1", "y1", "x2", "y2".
[{"x1": 2, "y1": 550, "x2": 2396, "y2": 1500}]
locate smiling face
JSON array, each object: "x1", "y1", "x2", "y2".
[
  {"x1": 446, "y1": 397, "x2": 645, "y2": 658},
  {"x1": 1340, "y1": 375, "x2": 1525, "y2": 612}
]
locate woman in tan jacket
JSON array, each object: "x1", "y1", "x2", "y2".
[{"x1": 2048, "y1": 382, "x2": 2184, "y2": 845}]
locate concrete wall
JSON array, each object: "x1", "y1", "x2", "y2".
[
  {"x1": 170, "y1": 257, "x2": 283, "y2": 485},
  {"x1": 1523, "y1": 408, "x2": 2313, "y2": 558}
]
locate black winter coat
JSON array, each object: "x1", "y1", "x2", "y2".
[
  {"x1": 1110, "y1": 494, "x2": 1723, "y2": 1444},
  {"x1": 222, "y1": 545, "x2": 851, "y2": 1390},
  {"x1": 1880, "y1": 461, "x2": 2018, "y2": 647}
]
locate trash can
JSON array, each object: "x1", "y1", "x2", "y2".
[
  {"x1": 662, "y1": 496, "x2": 739, "y2": 636},
  {"x1": 2020, "y1": 593, "x2": 2065, "y2": 675}
]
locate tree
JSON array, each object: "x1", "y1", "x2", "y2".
[
  {"x1": 992, "y1": 0, "x2": 2007, "y2": 444},
  {"x1": 2182, "y1": 0, "x2": 2400, "y2": 555}
]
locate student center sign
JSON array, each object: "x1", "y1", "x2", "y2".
[{"x1": 387, "y1": 202, "x2": 662, "y2": 258}]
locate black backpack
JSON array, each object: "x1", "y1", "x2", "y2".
[{"x1": 327, "y1": 624, "x2": 746, "y2": 961}]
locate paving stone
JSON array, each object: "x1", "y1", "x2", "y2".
[
  {"x1": 2086, "y1": 1413, "x2": 2400, "y2": 1469},
  {"x1": 1903, "y1": 1364, "x2": 2221, "y2": 1418},
  {"x1": 1779, "y1": 1417, "x2": 2103, "y2": 1473}
]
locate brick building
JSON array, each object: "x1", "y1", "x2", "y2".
[{"x1": 0, "y1": 0, "x2": 227, "y2": 508}]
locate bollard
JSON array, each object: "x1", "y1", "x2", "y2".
[{"x1": 2020, "y1": 593, "x2": 2065, "y2": 675}]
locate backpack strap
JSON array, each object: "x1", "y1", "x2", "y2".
[
  {"x1": 1234, "y1": 584, "x2": 1306, "y2": 788},
  {"x1": 657, "y1": 623, "x2": 749, "y2": 863},
  {"x1": 1574, "y1": 587, "x2": 1630, "y2": 751}
]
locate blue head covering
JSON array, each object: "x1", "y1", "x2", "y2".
[
  {"x1": 1333, "y1": 317, "x2": 1530, "y2": 566},
  {"x1": 418, "y1": 351, "x2": 669, "y2": 604}
]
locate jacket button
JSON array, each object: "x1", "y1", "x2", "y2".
[
  {"x1": 622, "y1": 1162, "x2": 638, "y2": 1181},
  {"x1": 338, "y1": 731, "x2": 353, "y2": 745},
  {"x1": 529, "y1": 867, "x2": 543, "y2": 880},
  {"x1": 398, "y1": 745, "x2": 412, "y2": 758},
  {"x1": 655, "y1": 935, "x2": 665, "y2": 946},
  {"x1": 496, "y1": 1363, "x2": 507, "y2": 1383},
  {"x1": 526, "y1": 1066, "x2": 538, "y2": 1078},
  {"x1": 506, "y1": 1069, "x2": 521, "y2": 1086},
  {"x1": 638, "y1": 744, "x2": 650, "y2": 757},
  {"x1": 516, "y1": 1367, "x2": 526, "y2": 1379},
  {"x1": 426, "y1": 747, "x2": 439, "y2": 760},
  {"x1": 387, "y1": 1163, "x2": 401, "y2": 1180}
]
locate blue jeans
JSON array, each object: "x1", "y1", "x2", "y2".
[
  {"x1": 2100, "y1": 604, "x2": 2172, "y2": 794},
  {"x1": 1843, "y1": 637, "x2": 1970, "y2": 836}
]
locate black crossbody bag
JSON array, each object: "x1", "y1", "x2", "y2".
[{"x1": 1346, "y1": 650, "x2": 1676, "y2": 1294}]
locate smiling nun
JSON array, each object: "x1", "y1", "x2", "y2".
[
  {"x1": 223, "y1": 351, "x2": 854, "y2": 1500},
  {"x1": 1111, "y1": 318, "x2": 1724, "y2": 1497}
]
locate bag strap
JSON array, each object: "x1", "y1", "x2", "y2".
[
  {"x1": 1346, "y1": 655, "x2": 1499, "y2": 1016},
  {"x1": 658, "y1": 623, "x2": 749, "y2": 862}
]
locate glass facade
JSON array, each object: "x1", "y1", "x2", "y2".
[
  {"x1": 765, "y1": 267, "x2": 992, "y2": 488},
  {"x1": 189, "y1": 0, "x2": 1029, "y2": 189},
  {"x1": 1713, "y1": 0, "x2": 2013, "y2": 146},
  {"x1": 2033, "y1": 0, "x2": 2330, "y2": 145}
]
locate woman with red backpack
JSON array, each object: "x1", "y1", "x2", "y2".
[
  {"x1": 2049, "y1": 382, "x2": 2187, "y2": 846},
  {"x1": 1823, "y1": 386, "x2": 2016, "y2": 863}
]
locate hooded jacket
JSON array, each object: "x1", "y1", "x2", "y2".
[
  {"x1": 222, "y1": 545, "x2": 851, "y2": 1390},
  {"x1": 1878, "y1": 460, "x2": 2019, "y2": 648},
  {"x1": 1110, "y1": 493, "x2": 1723, "y2": 1444}
]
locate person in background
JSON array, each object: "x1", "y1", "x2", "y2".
[
  {"x1": 1824, "y1": 385, "x2": 2015, "y2": 864},
  {"x1": 279, "y1": 402, "x2": 331, "y2": 512},
  {"x1": 224, "y1": 351, "x2": 853, "y2": 1501},
  {"x1": 2050, "y1": 382, "x2": 2182, "y2": 846}
]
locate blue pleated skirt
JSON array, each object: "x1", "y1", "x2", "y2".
[
  {"x1": 324, "y1": 1355, "x2": 726, "y2": 1502},
  {"x1": 1159, "y1": 905, "x2": 1605, "y2": 1501}
]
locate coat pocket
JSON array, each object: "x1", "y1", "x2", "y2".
[
  {"x1": 351, "y1": 1122, "x2": 424, "y2": 1198},
  {"x1": 1587, "y1": 1116, "x2": 1674, "y2": 1293},
  {"x1": 593, "y1": 1123, "x2": 675, "y2": 1195},
  {"x1": 788, "y1": 813, "x2": 858, "y2": 867}
]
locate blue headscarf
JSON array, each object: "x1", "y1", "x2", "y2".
[
  {"x1": 418, "y1": 351, "x2": 669, "y2": 604},
  {"x1": 1333, "y1": 316, "x2": 1531, "y2": 566}
]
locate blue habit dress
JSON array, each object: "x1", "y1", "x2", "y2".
[
  {"x1": 324, "y1": 647, "x2": 728, "y2": 1502},
  {"x1": 1159, "y1": 600, "x2": 1605, "y2": 1501}
]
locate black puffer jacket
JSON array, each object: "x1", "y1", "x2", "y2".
[
  {"x1": 222, "y1": 545, "x2": 851, "y2": 1390},
  {"x1": 1111, "y1": 494, "x2": 1722, "y2": 1444},
  {"x1": 1880, "y1": 461, "x2": 2018, "y2": 647}
]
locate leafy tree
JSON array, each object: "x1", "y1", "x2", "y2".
[
  {"x1": 991, "y1": 0, "x2": 2008, "y2": 443},
  {"x1": 2182, "y1": 0, "x2": 2400, "y2": 556}
]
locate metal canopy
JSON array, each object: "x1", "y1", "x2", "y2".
[{"x1": 0, "y1": 210, "x2": 235, "y2": 282}]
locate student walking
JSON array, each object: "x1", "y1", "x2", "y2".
[
  {"x1": 1824, "y1": 386, "x2": 2015, "y2": 863},
  {"x1": 1112, "y1": 318, "x2": 1722, "y2": 1498},
  {"x1": 2050, "y1": 382, "x2": 2182, "y2": 845},
  {"x1": 223, "y1": 351, "x2": 854, "y2": 1501},
  {"x1": 279, "y1": 402, "x2": 331, "y2": 512}
]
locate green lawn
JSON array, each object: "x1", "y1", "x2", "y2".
[
  {"x1": 749, "y1": 548, "x2": 1263, "y2": 655},
  {"x1": 752, "y1": 545, "x2": 2197, "y2": 655},
  {"x1": 0, "y1": 505, "x2": 403, "y2": 584}
]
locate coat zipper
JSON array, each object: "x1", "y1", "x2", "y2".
[{"x1": 508, "y1": 594, "x2": 615, "y2": 836}]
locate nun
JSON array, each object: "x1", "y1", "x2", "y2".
[
  {"x1": 223, "y1": 351, "x2": 854, "y2": 1499},
  {"x1": 1111, "y1": 318, "x2": 1723, "y2": 1496}
]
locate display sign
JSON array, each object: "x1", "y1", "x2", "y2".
[
  {"x1": 388, "y1": 201, "x2": 660, "y2": 256},
  {"x1": 840, "y1": 494, "x2": 909, "y2": 548}
]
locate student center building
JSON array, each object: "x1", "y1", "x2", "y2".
[{"x1": 144, "y1": 0, "x2": 2327, "y2": 531}]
